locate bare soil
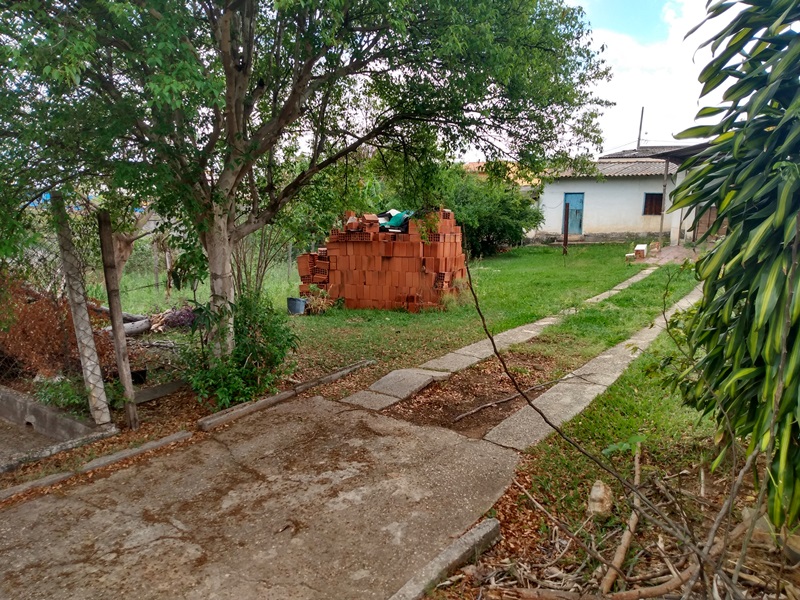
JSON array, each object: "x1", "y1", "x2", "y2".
[{"x1": 385, "y1": 352, "x2": 562, "y2": 439}]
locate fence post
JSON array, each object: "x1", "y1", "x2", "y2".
[
  {"x1": 98, "y1": 209, "x2": 139, "y2": 430},
  {"x1": 51, "y1": 193, "x2": 111, "y2": 425}
]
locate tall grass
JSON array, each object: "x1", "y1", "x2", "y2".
[{"x1": 86, "y1": 252, "x2": 300, "y2": 315}]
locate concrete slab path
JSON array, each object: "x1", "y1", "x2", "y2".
[
  {"x1": 484, "y1": 285, "x2": 703, "y2": 450},
  {"x1": 368, "y1": 369, "x2": 450, "y2": 402},
  {"x1": 0, "y1": 418, "x2": 52, "y2": 464},
  {"x1": 0, "y1": 396, "x2": 517, "y2": 600},
  {"x1": 420, "y1": 268, "x2": 655, "y2": 374}
]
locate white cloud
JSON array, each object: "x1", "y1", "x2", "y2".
[{"x1": 592, "y1": 0, "x2": 728, "y2": 154}]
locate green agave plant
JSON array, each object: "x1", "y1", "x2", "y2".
[{"x1": 671, "y1": 0, "x2": 800, "y2": 527}]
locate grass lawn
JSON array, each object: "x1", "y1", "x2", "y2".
[
  {"x1": 290, "y1": 244, "x2": 651, "y2": 377},
  {"x1": 517, "y1": 263, "x2": 699, "y2": 374},
  {"x1": 522, "y1": 333, "x2": 714, "y2": 521}
]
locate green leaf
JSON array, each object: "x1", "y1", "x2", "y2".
[
  {"x1": 675, "y1": 125, "x2": 715, "y2": 140},
  {"x1": 774, "y1": 175, "x2": 799, "y2": 227},
  {"x1": 743, "y1": 217, "x2": 776, "y2": 264},
  {"x1": 769, "y1": 34, "x2": 800, "y2": 83},
  {"x1": 754, "y1": 257, "x2": 785, "y2": 330},
  {"x1": 695, "y1": 106, "x2": 727, "y2": 119}
]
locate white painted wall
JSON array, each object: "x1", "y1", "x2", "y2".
[{"x1": 529, "y1": 175, "x2": 690, "y2": 245}]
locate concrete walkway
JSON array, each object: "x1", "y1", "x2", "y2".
[
  {"x1": 484, "y1": 285, "x2": 702, "y2": 449},
  {"x1": 345, "y1": 267, "x2": 658, "y2": 409},
  {"x1": 0, "y1": 419, "x2": 52, "y2": 464},
  {"x1": 0, "y1": 266, "x2": 690, "y2": 600},
  {"x1": 1, "y1": 397, "x2": 517, "y2": 600}
]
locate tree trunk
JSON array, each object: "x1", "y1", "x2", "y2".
[
  {"x1": 51, "y1": 193, "x2": 112, "y2": 426},
  {"x1": 164, "y1": 242, "x2": 173, "y2": 301},
  {"x1": 98, "y1": 209, "x2": 139, "y2": 430},
  {"x1": 204, "y1": 210, "x2": 235, "y2": 357},
  {"x1": 113, "y1": 233, "x2": 136, "y2": 276}
]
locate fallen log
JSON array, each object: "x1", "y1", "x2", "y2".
[
  {"x1": 102, "y1": 318, "x2": 151, "y2": 336},
  {"x1": 89, "y1": 303, "x2": 147, "y2": 323}
]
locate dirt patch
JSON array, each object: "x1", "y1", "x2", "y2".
[
  {"x1": 643, "y1": 244, "x2": 700, "y2": 265},
  {"x1": 384, "y1": 351, "x2": 563, "y2": 438}
]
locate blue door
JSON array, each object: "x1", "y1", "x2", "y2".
[{"x1": 564, "y1": 193, "x2": 584, "y2": 235}]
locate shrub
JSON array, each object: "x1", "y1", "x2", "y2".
[
  {"x1": 35, "y1": 377, "x2": 91, "y2": 419},
  {"x1": 447, "y1": 172, "x2": 544, "y2": 257},
  {"x1": 304, "y1": 285, "x2": 335, "y2": 315},
  {"x1": 185, "y1": 290, "x2": 297, "y2": 410},
  {"x1": 670, "y1": 0, "x2": 800, "y2": 527}
]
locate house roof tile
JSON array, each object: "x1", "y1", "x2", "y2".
[
  {"x1": 556, "y1": 159, "x2": 677, "y2": 178},
  {"x1": 595, "y1": 159, "x2": 677, "y2": 177},
  {"x1": 600, "y1": 146, "x2": 687, "y2": 159}
]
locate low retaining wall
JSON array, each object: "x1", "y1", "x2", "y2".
[{"x1": 0, "y1": 385, "x2": 96, "y2": 441}]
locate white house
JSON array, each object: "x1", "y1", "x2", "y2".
[{"x1": 530, "y1": 146, "x2": 695, "y2": 246}]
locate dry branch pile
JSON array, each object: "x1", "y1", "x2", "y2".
[
  {"x1": 0, "y1": 280, "x2": 117, "y2": 378},
  {"x1": 435, "y1": 457, "x2": 800, "y2": 600}
]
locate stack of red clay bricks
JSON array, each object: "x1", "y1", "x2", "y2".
[{"x1": 297, "y1": 209, "x2": 466, "y2": 311}]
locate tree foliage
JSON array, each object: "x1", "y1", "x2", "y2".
[
  {"x1": 444, "y1": 167, "x2": 543, "y2": 257},
  {"x1": 1, "y1": 0, "x2": 609, "y2": 354},
  {"x1": 671, "y1": 0, "x2": 800, "y2": 526}
]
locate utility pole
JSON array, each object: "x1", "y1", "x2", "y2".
[{"x1": 637, "y1": 107, "x2": 644, "y2": 150}]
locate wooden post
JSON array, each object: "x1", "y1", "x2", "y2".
[
  {"x1": 659, "y1": 159, "x2": 669, "y2": 250},
  {"x1": 51, "y1": 193, "x2": 111, "y2": 425},
  {"x1": 562, "y1": 202, "x2": 570, "y2": 255},
  {"x1": 98, "y1": 209, "x2": 140, "y2": 430}
]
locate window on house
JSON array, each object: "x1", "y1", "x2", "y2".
[{"x1": 643, "y1": 193, "x2": 663, "y2": 216}]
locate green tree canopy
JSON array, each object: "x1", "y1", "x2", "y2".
[
  {"x1": 671, "y1": 0, "x2": 800, "y2": 526},
  {"x1": 1, "y1": 0, "x2": 609, "y2": 353}
]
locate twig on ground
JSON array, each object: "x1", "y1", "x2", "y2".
[
  {"x1": 512, "y1": 480, "x2": 626, "y2": 580},
  {"x1": 600, "y1": 442, "x2": 642, "y2": 594},
  {"x1": 452, "y1": 373, "x2": 597, "y2": 423},
  {"x1": 492, "y1": 517, "x2": 753, "y2": 600},
  {"x1": 653, "y1": 477, "x2": 698, "y2": 548},
  {"x1": 655, "y1": 536, "x2": 681, "y2": 579},
  {"x1": 531, "y1": 517, "x2": 590, "y2": 569}
]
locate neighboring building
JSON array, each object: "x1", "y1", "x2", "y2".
[{"x1": 532, "y1": 146, "x2": 690, "y2": 246}]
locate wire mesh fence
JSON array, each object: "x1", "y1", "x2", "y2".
[{"x1": 0, "y1": 211, "x2": 117, "y2": 422}]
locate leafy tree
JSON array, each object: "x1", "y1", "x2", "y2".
[
  {"x1": 1, "y1": 0, "x2": 608, "y2": 355},
  {"x1": 366, "y1": 134, "x2": 545, "y2": 255},
  {"x1": 671, "y1": 0, "x2": 800, "y2": 526},
  {"x1": 446, "y1": 166, "x2": 543, "y2": 257}
]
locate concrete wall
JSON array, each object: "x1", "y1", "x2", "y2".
[
  {"x1": 531, "y1": 175, "x2": 688, "y2": 244},
  {"x1": 0, "y1": 385, "x2": 96, "y2": 441}
]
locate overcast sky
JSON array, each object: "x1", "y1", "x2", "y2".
[{"x1": 579, "y1": 0, "x2": 722, "y2": 154}]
